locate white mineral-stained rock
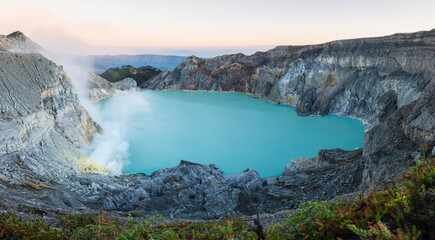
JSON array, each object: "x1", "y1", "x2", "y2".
[
  {"x1": 0, "y1": 49, "x2": 99, "y2": 182},
  {"x1": 88, "y1": 74, "x2": 138, "y2": 102},
  {"x1": 111, "y1": 77, "x2": 137, "y2": 90}
]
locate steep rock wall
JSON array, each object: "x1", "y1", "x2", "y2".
[{"x1": 0, "y1": 51, "x2": 99, "y2": 182}]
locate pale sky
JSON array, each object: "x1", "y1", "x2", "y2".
[{"x1": 0, "y1": 0, "x2": 434, "y2": 56}]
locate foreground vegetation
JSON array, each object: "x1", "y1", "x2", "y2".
[
  {"x1": 0, "y1": 145, "x2": 433, "y2": 239},
  {"x1": 100, "y1": 65, "x2": 162, "y2": 85}
]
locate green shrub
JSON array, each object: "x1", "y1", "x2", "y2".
[
  {"x1": 0, "y1": 213, "x2": 65, "y2": 239},
  {"x1": 100, "y1": 65, "x2": 162, "y2": 85}
]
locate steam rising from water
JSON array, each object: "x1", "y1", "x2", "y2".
[
  {"x1": 82, "y1": 91, "x2": 149, "y2": 175},
  {"x1": 45, "y1": 52, "x2": 147, "y2": 174}
]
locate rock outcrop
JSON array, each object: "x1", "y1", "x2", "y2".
[
  {"x1": 89, "y1": 75, "x2": 138, "y2": 101},
  {"x1": 0, "y1": 31, "x2": 43, "y2": 54},
  {"x1": 88, "y1": 73, "x2": 116, "y2": 101},
  {"x1": 112, "y1": 77, "x2": 137, "y2": 90}
]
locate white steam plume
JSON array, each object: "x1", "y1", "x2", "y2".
[
  {"x1": 81, "y1": 90, "x2": 149, "y2": 175},
  {"x1": 43, "y1": 52, "x2": 148, "y2": 175}
]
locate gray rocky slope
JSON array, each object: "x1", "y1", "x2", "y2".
[
  {"x1": 0, "y1": 30, "x2": 433, "y2": 219},
  {"x1": 0, "y1": 48, "x2": 101, "y2": 206},
  {"x1": 0, "y1": 31, "x2": 42, "y2": 54}
]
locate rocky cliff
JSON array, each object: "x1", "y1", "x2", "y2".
[
  {"x1": 0, "y1": 51, "x2": 100, "y2": 186},
  {"x1": 142, "y1": 29, "x2": 435, "y2": 188}
]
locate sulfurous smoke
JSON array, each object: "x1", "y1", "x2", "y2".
[
  {"x1": 81, "y1": 90, "x2": 149, "y2": 175},
  {"x1": 44, "y1": 52, "x2": 148, "y2": 175}
]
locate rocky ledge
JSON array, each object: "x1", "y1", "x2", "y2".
[
  {"x1": 0, "y1": 30, "x2": 434, "y2": 219},
  {"x1": 89, "y1": 74, "x2": 138, "y2": 101}
]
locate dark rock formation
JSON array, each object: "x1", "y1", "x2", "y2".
[
  {"x1": 269, "y1": 149, "x2": 364, "y2": 209},
  {"x1": 62, "y1": 152, "x2": 368, "y2": 218}
]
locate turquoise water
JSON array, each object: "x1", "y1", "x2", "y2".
[{"x1": 98, "y1": 91, "x2": 365, "y2": 178}]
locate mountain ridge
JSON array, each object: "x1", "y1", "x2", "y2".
[{"x1": 91, "y1": 54, "x2": 187, "y2": 73}]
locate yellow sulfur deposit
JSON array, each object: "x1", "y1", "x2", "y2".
[{"x1": 77, "y1": 157, "x2": 108, "y2": 174}]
